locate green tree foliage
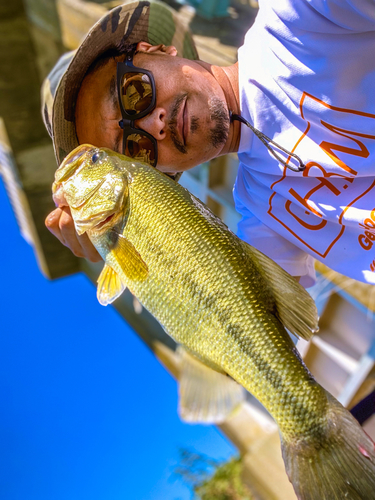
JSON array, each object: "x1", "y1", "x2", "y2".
[{"x1": 174, "y1": 448, "x2": 253, "y2": 500}]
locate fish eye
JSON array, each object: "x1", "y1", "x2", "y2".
[{"x1": 92, "y1": 151, "x2": 105, "y2": 163}]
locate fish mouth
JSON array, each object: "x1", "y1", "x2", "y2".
[{"x1": 52, "y1": 184, "x2": 68, "y2": 208}]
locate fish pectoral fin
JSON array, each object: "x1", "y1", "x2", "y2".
[
  {"x1": 109, "y1": 231, "x2": 149, "y2": 281},
  {"x1": 246, "y1": 243, "x2": 319, "y2": 340},
  {"x1": 97, "y1": 264, "x2": 127, "y2": 306},
  {"x1": 177, "y1": 347, "x2": 245, "y2": 424}
]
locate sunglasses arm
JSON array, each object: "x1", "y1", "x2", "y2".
[{"x1": 119, "y1": 118, "x2": 135, "y2": 129}]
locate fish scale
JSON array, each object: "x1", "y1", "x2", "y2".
[{"x1": 54, "y1": 145, "x2": 375, "y2": 500}]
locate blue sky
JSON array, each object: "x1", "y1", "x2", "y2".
[{"x1": 0, "y1": 178, "x2": 236, "y2": 500}]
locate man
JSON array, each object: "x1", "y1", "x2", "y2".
[{"x1": 43, "y1": 0, "x2": 375, "y2": 287}]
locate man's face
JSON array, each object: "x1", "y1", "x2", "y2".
[{"x1": 75, "y1": 47, "x2": 230, "y2": 175}]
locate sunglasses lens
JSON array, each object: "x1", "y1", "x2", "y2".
[
  {"x1": 125, "y1": 133, "x2": 156, "y2": 167},
  {"x1": 120, "y1": 72, "x2": 153, "y2": 115}
]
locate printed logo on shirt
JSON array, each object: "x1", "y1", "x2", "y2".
[
  {"x1": 268, "y1": 92, "x2": 375, "y2": 258},
  {"x1": 358, "y1": 209, "x2": 375, "y2": 252}
]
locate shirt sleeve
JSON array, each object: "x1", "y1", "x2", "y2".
[{"x1": 236, "y1": 210, "x2": 316, "y2": 288}]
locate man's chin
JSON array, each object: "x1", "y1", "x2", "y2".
[
  {"x1": 157, "y1": 163, "x2": 194, "y2": 174},
  {"x1": 157, "y1": 165, "x2": 180, "y2": 176}
]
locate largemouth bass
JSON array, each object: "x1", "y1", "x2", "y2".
[{"x1": 53, "y1": 144, "x2": 375, "y2": 500}]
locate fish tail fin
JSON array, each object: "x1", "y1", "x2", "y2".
[{"x1": 281, "y1": 393, "x2": 375, "y2": 500}]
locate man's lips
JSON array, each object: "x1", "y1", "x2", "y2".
[{"x1": 177, "y1": 95, "x2": 188, "y2": 146}]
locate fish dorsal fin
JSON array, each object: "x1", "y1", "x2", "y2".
[
  {"x1": 245, "y1": 243, "x2": 318, "y2": 340},
  {"x1": 177, "y1": 347, "x2": 245, "y2": 424},
  {"x1": 97, "y1": 264, "x2": 126, "y2": 306},
  {"x1": 109, "y1": 231, "x2": 149, "y2": 281}
]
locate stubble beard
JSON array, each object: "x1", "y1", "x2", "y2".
[
  {"x1": 189, "y1": 97, "x2": 230, "y2": 151},
  {"x1": 207, "y1": 96, "x2": 230, "y2": 150}
]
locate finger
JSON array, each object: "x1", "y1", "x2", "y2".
[
  {"x1": 46, "y1": 207, "x2": 102, "y2": 262},
  {"x1": 59, "y1": 208, "x2": 102, "y2": 261},
  {"x1": 45, "y1": 208, "x2": 64, "y2": 241},
  {"x1": 76, "y1": 232, "x2": 102, "y2": 263},
  {"x1": 57, "y1": 207, "x2": 87, "y2": 258},
  {"x1": 46, "y1": 207, "x2": 87, "y2": 258}
]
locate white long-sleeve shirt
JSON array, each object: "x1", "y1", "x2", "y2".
[{"x1": 235, "y1": 0, "x2": 375, "y2": 287}]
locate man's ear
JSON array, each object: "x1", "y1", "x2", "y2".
[{"x1": 136, "y1": 41, "x2": 178, "y2": 56}]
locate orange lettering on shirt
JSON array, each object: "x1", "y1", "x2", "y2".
[
  {"x1": 268, "y1": 92, "x2": 375, "y2": 258},
  {"x1": 288, "y1": 162, "x2": 349, "y2": 218},
  {"x1": 319, "y1": 121, "x2": 372, "y2": 176},
  {"x1": 285, "y1": 200, "x2": 327, "y2": 230}
]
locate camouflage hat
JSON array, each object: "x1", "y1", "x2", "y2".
[{"x1": 41, "y1": 0, "x2": 198, "y2": 168}]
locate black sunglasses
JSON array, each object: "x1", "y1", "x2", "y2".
[{"x1": 116, "y1": 45, "x2": 158, "y2": 167}]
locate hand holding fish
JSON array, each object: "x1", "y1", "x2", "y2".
[
  {"x1": 46, "y1": 205, "x2": 102, "y2": 262},
  {"x1": 53, "y1": 144, "x2": 375, "y2": 500}
]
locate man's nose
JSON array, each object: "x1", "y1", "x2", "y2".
[{"x1": 135, "y1": 107, "x2": 167, "y2": 140}]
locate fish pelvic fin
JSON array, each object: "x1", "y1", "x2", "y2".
[
  {"x1": 282, "y1": 392, "x2": 375, "y2": 500},
  {"x1": 246, "y1": 244, "x2": 318, "y2": 340},
  {"x1": 109, "y1": 231, "x2": 148, "y2": 281},
  {"x1": 177, "y1": 347, "x2": 245, "y2": 424},
  {"x1": 97, "y1": 264, "x2": 126, "y2": 306}
]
